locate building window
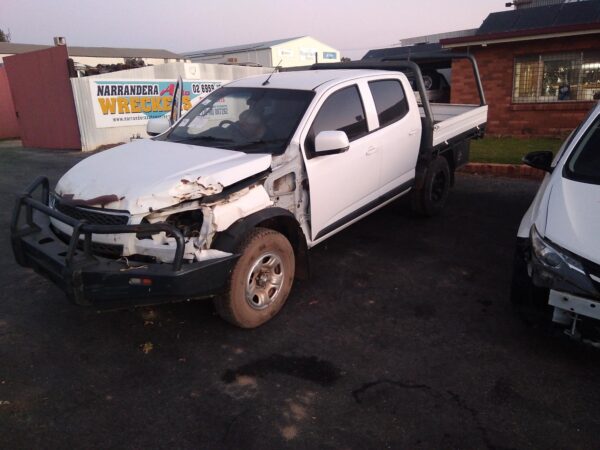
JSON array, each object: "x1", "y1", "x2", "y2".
[{"x1": 513, "y1": 51, "x2": 600, "y2": 103}]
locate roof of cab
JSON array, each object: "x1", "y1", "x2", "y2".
[{"x1": 225, "y1": 69, "x2": 400, "y2": 91}]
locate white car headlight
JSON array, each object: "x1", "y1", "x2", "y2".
[{"x1": 531, "y1": 225, "x2": 585, "y2": 275}]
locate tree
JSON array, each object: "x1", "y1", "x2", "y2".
[{"x1": 0, "y1": 28, "x2": 11, "y2": 42}]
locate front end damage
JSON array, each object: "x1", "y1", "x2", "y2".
[
  {"x1": 526, "y1": 226, "x2": 600, "y2": 340},
  {"x1": 11, "y1": 173, "x2": 273, "y2": 309},
  {"x1": 51, "y1": 174, "x2": 273, "y2": 265}
]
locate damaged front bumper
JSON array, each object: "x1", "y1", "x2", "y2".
[
  {"x1": 11, "y1": 177, "x2": 239, "y2": 310},
  {"x1": 549, "y1": 290, "x2": 600, "y2": 323},
  {"x1": 525, "y1": 229, "x2": 600, "y2": 323}
]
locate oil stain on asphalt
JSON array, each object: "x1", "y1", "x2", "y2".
[{"x1": 222, "y1": 354, "x2": 342, "y2": 387}]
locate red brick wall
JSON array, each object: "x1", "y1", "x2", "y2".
[{"x1": 450, "y1": 35, "x2": 599, "y2": 137}]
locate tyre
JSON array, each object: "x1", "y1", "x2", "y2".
[
  {"x1": 411, "y1": 156, "x2": 451, "y2": 217},
  {"x1": 422, "y1": 72, "x2": 441, "y2": 90},
  {"x1": 214, "y1": 227, "x2": 295, "y2": 328}
]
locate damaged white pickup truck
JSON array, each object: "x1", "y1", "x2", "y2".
[{"x1": 12, "y1": 55, "x2": 487, "y2": 328}]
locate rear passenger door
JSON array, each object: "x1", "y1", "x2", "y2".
[
  {"x1": 302, "y1": 84, "x2": 381, "y2": 241},
  {"x1": 367, "y1": 77, "x2": 422, "y2": 192}
]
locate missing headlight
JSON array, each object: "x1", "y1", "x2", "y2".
[
  {"x1": 166, "y1": 209, "x2": 204, "y2": 238},
  {"x1": 136, "y1": 210, "x2": 204, "y2": 240}
]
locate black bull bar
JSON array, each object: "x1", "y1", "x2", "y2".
[{"x1": 10, "y1": 176, "x2": 238, "y2": 309}]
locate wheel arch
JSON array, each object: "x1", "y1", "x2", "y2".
[{"x1": 212, "y1": 207, "x2": 310, "y2": 280}]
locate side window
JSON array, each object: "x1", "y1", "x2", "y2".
[
  {"x1": 305, "y1": 85, "x2": 368, "y2": 153},
  {"x1": 368, "y1": 79, "x2": 409, "y2": 128}
]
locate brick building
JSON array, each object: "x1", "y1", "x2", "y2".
[{"x1": 441, "y1": 1, "x2": 600, "y2": 137}]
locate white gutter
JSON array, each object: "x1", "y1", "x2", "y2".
[{"x1": 442, "y1": 28, "x2": 600, "y2": 48}]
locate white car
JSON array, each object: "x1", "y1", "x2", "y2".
[{"x1": 512, "y1": 102, "x2": 600, "y2": 340}]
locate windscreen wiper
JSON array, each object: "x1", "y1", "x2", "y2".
[
  {"x1": 168, "y1": 135, "x2": 234, "y2": 144},
  {"x1": 231, "y1": 138, "x2": 286, "y2": 149}
]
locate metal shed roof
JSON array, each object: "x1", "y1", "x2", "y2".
[
  {"x1": 0, "y1": 42, "x2": 183, "y2": 59},
  {"x1": 184, "y1": 36, "x2": 306, "y2": 58}
]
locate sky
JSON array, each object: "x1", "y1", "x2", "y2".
[{"x1": 2, "y1": 0, "x2": 506, "y2": 59}]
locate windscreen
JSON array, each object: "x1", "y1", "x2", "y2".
[
  {"x1": 165, "y1": 87, "x2": 314, "y2": 154},
  {"x1": 564, "y1": 115, "x2": 600, "y2": 185}
]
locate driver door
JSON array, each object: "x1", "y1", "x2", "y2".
[{"x1": 302, "y1": 83, "x2": 381, "y2": 241}]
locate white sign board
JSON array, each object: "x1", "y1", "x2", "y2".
[{"x1": 88, "y1": 79, "x2": 226, "y2": 128}]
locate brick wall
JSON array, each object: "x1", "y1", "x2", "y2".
[{"x1": 450, "y1": 35, "x2": 598, "y2": 137}]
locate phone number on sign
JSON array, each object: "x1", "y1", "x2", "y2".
[{"x1": 191, "y1": 83, "x2": 221, "y2": 94}]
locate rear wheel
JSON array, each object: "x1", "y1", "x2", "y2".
[
  {"x1": 412, "y1": 156, "x2": 451, "y2": 217},
  {"x1": 214, "y1": 227, "x2": 295, "y2": 328}
]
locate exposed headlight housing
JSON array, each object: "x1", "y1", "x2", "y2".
[
  {"x1": 531, "y1": 225, "x2": 585, "y2": 274},
  {"x1": 530, "y1": 225, "x2": 597, "y2": 297}
]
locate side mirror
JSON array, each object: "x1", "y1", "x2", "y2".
[
  {"x1": 314, "y1": 131, "x2": 350, "y2": 156},
  {"x1": 146, "y1": 117, "x2": 170, "y2": 137},
  {"x1": 523, "y1": 150, "x2": 554, "y2": 173}
]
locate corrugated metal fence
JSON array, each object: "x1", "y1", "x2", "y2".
[
  {"x1": 0, "y1": 66, "x2": 19, "y2": 139},
  {"x1": 5, "y1": 45, "x2": 81, "y2": 149},
  {"x1": 71, "y1": 62, "x2": 271, "y2": 151}
]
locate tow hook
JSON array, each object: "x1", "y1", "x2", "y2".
[
  {"x1": 564, "y1": 313, "x2": 581, "y2": 340},
  {"x1": 560, "y1": 312, "x2": 600, "y2": 348}
]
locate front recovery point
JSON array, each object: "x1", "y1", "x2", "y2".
[{"x1": 10, "y1": 177, "x2": 239, "y2": 310}]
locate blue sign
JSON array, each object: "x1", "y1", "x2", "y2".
[{"x1": 89, "y1": 79, "x2": 225, "y2": 128}]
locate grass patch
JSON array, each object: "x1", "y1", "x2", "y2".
[{"x1": 470, "y1": 137, "x2": 562, "y2": 165}]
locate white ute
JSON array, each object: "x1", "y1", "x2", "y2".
[
  {"x1": 511, "y1": 102, "x2": 600, "y2": 342},
  {"x1": 12, "y1": 55, "x2": 487, "y2": 328}
]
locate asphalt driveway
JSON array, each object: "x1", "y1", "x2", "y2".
[{"x1": 1, "y1": 144, "x2": 600, "y2": 449}]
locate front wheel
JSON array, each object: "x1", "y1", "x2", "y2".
[
  {"x1": 411, "y1": 155, "x2": 451, "y2": 217},
  {"x1": 214, "y1": 227, "x2": 295, "y2": 328}
]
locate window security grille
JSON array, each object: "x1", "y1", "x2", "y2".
[{"x1": 513, "y1": 51, "x2": 600, "y2": 103}]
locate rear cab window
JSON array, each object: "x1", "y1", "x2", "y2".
[
  {"x1": 367, "y1": 79, "x2": 409, "y2": 128},
  {"x1": 304, "y1": 85, "x2": 368, "y2": 155}
]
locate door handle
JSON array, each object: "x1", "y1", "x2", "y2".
[
  {"x1": 408, "y1": 129, "x2": 418, "y2": 136},
  {"x1": 366, "y1": 146, "x2": 378, "y2": 156}
]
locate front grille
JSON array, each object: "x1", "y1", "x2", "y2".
[
  {"x1": 54, "y1": 199, "x2": 129, "y2": 226},
  {"x1": 52, "y1": 225, "x2": 124, "y2": 258}
]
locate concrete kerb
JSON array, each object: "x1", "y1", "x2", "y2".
[
  {"x1": 0, "y1": 139, "x2": 22, "y2": 149},
  {"x1": 459, "y1": 163, "x2": 545, "y2": 180}
]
